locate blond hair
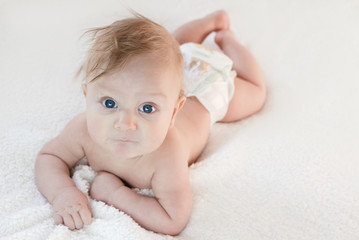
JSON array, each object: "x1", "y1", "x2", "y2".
[{"x1": 77, "y1": 13, "x2": 183, "y2": 92}]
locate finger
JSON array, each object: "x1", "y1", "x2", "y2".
[
  {"x1": 79, "y1": 206, "x2": 92, "y2": 225},
  {"x1": 71, "y1": 211, "x2": 84, "y2": 229},
  {"x1": 54, "y1": 214, "x2": 63, "y2": 225},
  {"x1": 63, "y1": 213, "x2": 75, "y2": 230}
]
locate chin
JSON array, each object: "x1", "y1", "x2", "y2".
[{"x1": 110, "y1": 144, "x2": 136, "y2": 158}]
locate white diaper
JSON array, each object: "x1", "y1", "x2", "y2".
[{"x1": 180, "y1": 43, "x2": 236, "y2": 124}]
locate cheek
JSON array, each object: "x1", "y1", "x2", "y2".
[
  {"x1": 143, "y1": 115, "x2": 172, "y2": 146},
  {"x1": 148, "y1": 125, "x2": 167, "y2": 143},
  {"x1": 86, "y1": 111, "x2": 111, "y2": 141}
]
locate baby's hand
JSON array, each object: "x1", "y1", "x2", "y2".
[{"x1": 52, "y1": 186, "x2": 92, "y2": 230}]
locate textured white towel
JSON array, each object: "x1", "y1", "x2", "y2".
[{"x1": 1, "y1": 1, "x2": 359, "y2": 239}]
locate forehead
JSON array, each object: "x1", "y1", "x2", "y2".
[
  {"x1": 89, "y1": 54, "x2": 180, "y2": 96},
  {"x1": 125, "y1": 54, "x2": 176, "y2": 78}
]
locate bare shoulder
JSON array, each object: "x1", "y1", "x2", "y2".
[
  {"x1": 152, "y1": 127, "x2": 189, "y2": 171},
  {"x1": 151, "y1": 127, "x2": 191, "y2": 194},
  {"x1": 151, "y1": 127, "x2": 190, "y2": 189},
  {"x1": 63, "y1": 112, "x2": 88, "y2": 134},
  {"x1": 39, "y1": 112, "x2": 88, "y2": 168},
  {"x1": 150, "y1": 128, "x2": 192, "y2": 223},
  {"x1": 56, "y1": 112, "x2": 89, "y2": 148}
]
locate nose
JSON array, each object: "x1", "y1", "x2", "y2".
[{"x1": 114, "y1": 110, "x2": 137, "y2": 131}]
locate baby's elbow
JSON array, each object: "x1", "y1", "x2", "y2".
[{"x1": 158, "y1": 208, "x2": 191, "y2": 236}]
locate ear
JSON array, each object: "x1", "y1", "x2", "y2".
[
  {"x1": 82, "y1": 84, "x2": 87, "y2": 97},
  {"x1": 169, "y1": 95, "x2": 186, "y2": 128}
]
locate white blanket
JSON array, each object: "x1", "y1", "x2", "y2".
[{"x1": 1, "y1": 0, "x2": 359, "y2": 239}]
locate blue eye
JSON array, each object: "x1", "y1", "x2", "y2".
[
  {"x1": 102, "y1": 99, "x2": 117, "y2": 109},
  {"x1": 140, "y1": 104, "x2": 156, "y2": 114}
]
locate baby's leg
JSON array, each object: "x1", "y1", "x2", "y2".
[
  {"x1": 215, "y1": 30, "x2": 266, "y2": 122},
  {"x1": 173, "y1": 10, "x2": 230, "y2": 44}
]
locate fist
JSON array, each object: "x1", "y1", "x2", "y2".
[{"x1": 52, "y1": 187, "x2": 92, "y2": 230}]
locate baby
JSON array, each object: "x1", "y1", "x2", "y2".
[{"x1": 35, "y1": 10, "x2": 266, "y2": 235}]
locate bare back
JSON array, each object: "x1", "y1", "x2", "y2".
[{"x1": 174, "y1": 97, "x2": 211, "y2": 165}]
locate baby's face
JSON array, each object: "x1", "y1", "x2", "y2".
[{"x1": 83, "y1": 55, "x2": 183, "y2": 159}]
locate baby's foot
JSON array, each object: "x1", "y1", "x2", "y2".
[
  {"x1": 204, "y1": 10, "x2": 230, "y2": 32},
  {"x1": 214, "y1": 29, "x2": 236, "y2": 49}
]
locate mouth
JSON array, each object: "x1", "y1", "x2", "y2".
[{"x1": 113, "y1": 138, "x2": 136, "y2": 143}]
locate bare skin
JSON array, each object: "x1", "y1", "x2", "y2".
[{"x1": 35, "y1": 10, "x2": 266, "y2": 235}]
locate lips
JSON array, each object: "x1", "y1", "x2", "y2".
[{"x1": 113, "y1": 138, "x2": 135, "y2": 143}]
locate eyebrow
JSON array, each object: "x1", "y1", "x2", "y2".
[{"x1": 98, "y1": 89, "x2": 167, "y2": 100}]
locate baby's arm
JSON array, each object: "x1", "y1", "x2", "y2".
[
  {"x1": 150, "y1": 156, "x2": 192, "y2": 235},
  {"x1": 90, "y1": 142, "x2": 191, "y2": 235},
  {"x1": 35, "y1": 113, "x2": 92, "y2": 229}
]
